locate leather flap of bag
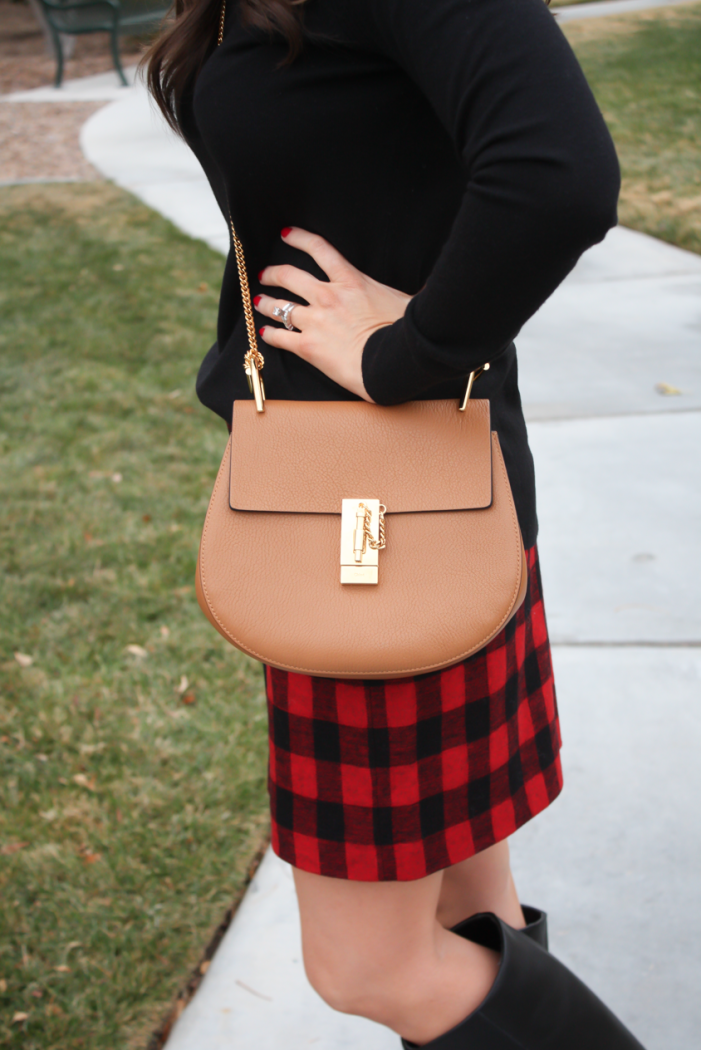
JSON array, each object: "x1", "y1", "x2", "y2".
[{"x1": 229, "y1": 398, "x2": 492, "y2": 514}]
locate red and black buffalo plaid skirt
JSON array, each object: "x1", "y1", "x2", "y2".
[{"x1": 265, "y1": 545, "x2": 562, "y2": 881}]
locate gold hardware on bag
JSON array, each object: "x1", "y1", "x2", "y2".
[
  {"x1": 244, "y1": 348, "x2": 266, "y2": 412},
  {"x1": 459, "y1": 363, "x2": 490, "y2": 411},
  {"x1": 340, "y1": 500, "x2": 386, "y2": 584}
]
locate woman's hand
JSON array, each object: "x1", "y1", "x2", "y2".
[{"x1": 255, "y1": 228, "x2": 412, "y2": 402}]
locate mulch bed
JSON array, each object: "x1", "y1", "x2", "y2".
[{"x1": 0, "y1": 102, "x2": 104, "y2": 182}]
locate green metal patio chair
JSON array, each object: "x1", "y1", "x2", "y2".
[{"x1": 37, "y1": 0, "x2": 170, "y2": 88}]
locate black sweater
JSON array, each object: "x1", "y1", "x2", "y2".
[{"x1": 184, "y1": 0, "x2": 620, "y2": 548}]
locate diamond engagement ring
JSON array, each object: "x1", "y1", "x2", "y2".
[{"x1": 273, "y1": 302, "x2": 297, "y2": 331}]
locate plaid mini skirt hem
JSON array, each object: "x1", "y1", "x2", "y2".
[{"x1": 265, "y1": 545, "x2": 563, "y2": 882}]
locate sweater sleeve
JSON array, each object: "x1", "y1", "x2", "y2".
[{"x1": 357, "y1": 0, "x2": 620, "y2": 404}]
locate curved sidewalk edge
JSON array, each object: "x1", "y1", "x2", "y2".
[{"x1": 81, "y1": 85, "x2": 229, "y2": 256}]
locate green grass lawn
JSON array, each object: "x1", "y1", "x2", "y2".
[
  {"x1": 564, "y1": 3, "x2": 701, "y2": 255},
  {"x1": 0, "y1": 183, "x2": 269, "y2": 1049}
]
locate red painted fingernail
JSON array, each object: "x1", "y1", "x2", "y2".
[
  {"x1": 281, "y1": 227, "x2": 292, "y2": 238},
  {"x1": 258, "y1": 270, "x2": 265, "y2": 282},
  {"x1": 253, "y1": 295, "x2": 262, "y2": 307},
  {"x1": 259, "y1": 327, "x2": 266, "y2": 336}
]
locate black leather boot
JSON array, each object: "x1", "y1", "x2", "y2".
[
  {"x1": 516, "y1": 905, "x2": 548, "y2": 950},
  {"x1": 402, "y1": 913, "x2": 646, "y2": 1049},
  {"x1": 447, "y1": 905, "x2": 547, "y2": 949}
]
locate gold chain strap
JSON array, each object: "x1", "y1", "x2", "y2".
[
  {"x1": 218, "y1": 0, "x2": 265, "y2": 410},
  {"x1": 230, "y1": 216, "x2": 265, "y2": 374},
  {"x1": 217, "y1": 0, "x2": 226, "y2": 45},
  {"x1": 361, "y1": 503, "x2": 386, "y2": 551}
]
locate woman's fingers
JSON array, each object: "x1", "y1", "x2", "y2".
[
  {"x1": 280, "y1": 227, "x2": 354, "y2": 283},
  {"x1": 254, "y1": 295, "x2": 308, "y2": 330},
  {"x1": 254, "y1": 227, "x2": 403, "y2": 402},
  {"x1": 259, "y1": 263, "x2": 318, "y2": 302},
  {"x1": 259, "y1": 324, "x2": 306, "y2": 358},
  {"x1": 258, "y1": 229, "x2": 357, "y2": 304}
]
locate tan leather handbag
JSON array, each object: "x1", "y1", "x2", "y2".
[{"x1": 195, "y1": 205, "x2": 527, "y2": 678}]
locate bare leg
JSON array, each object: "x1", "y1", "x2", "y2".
[
  {"x1": 437, "y1": 840, "x2": 525, "y2": 930},
  {"x1": 293, "y1": 865, "x2": 500, "y2": 1045}
]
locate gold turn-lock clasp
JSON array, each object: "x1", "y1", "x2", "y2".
[{"x1": 340, "y1": 499, "x2": 386, "y2": 584}]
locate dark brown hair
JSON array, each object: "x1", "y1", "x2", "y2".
[{"x1": 144, "y1": 0, "x2": 307, "y2": 134}]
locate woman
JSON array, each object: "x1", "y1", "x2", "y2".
[{"x1": 147, "y1": 1, "x2": 645, "y2": 1046}]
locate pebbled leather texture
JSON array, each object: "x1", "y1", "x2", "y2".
[
  {"x1": 230, "y1": 399, "x2": 493, "y2": 513},
  {"x1": 402, "y1": 913, "x2": 647, "y2": 1050},
  {"x1": 198, "y1": 399, "x2": 527, "y2": 679}
]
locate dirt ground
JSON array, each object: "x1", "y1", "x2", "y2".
[{"x1": 0, "y1": 0, "x2": 157, "y2": 181}]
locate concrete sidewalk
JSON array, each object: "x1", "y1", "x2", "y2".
[
  {"x1": 0, "y1": 66, "x2": 139, "y2": 104},
  {"x1": 80, "y1": 69, "x2": 701, "y2": 1050}
]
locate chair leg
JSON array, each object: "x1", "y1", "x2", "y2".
[{"x1": 109, "y1": 28, "x2": 128, "y2": 87}]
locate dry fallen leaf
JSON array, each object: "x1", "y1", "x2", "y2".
[
  {"x1": 655, "y1": 381, "x2": 682, "y2": 396},
  {"x1": 30, "y1": 989, "x2": 43, "y2": 999},
  {"x1": 0, "y1": 978, "x2": 7, "y2": 993},
  {"x1": 176, "y1": 675, "x2": 189, "y2": 694},
  {"x1": 125, "y1": 644, "x2": 148, "y2": 659},
  {"x1": 1, "y1": 842, "x2": 29, "y2": 856},
  {"x1": 55, "y1": 965, "x2": 71, "y2": 973},
  {"x1": 12, "y1": 1012, "x2": 29, "y2": 1025},
  {"x1": 72, "y1": 774, "x2": 96, "y2": 791},
  {"x1": 181, "y1": 692, "x2": 196, "y2": 706},
  {"x1": 160, "y1": 625, "x2": 170, "y2": 638},
  {"x1": 14, "y1": 652, "x2": 33, "y2": 668},
  {"x1": 199, "y1": 959, "x2": 210, "y2": 975},
  {"x1": 46, "y1": 1002, "x2": 64, "y2": 1017},
  {"x1": 198, "y1": 282, "x2": 209, "y2": 293},
  {"x1": 82, "y1": 851, "x2": 102, "y2": 865},
  {"x1": 111, "y1": 472, "x2": 123, "y2": 483}
]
